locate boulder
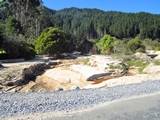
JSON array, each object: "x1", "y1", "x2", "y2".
[
  {"x1": 143, "y1": 63, "x2": 160, "y2": 74},
  {"x1": 44, "y1": 68, "x2": 83, "y2": 83},
  {"x1": 70, "y1": 65, "x2": 112, "y2": 81},
  {"x1": 88, "y1": 55, "x2": 127, "y2": 76},
  {"x1": 154, "y1": 55, "x2": 160, "y2": 60},
  {"x1": 134, "y1": 52, "x2": 151, "y2": 61},
  {"x1": 89, "y1": 55, "x2": 121, "y2": 70}
]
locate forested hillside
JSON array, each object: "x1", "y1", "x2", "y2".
[{"x1": 0, "y1": 0, "x2": 160, "y2": 59}]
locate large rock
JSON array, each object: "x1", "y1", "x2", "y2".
[
  {"x1": 89, "y1": 55, "x2": 121, "y2": 70},
  {"x1": 44, "y1": 68, "x2": 83, "y2": 83},
  {"x1": 143, "y1": 63, "x2": 160, "y2": 74},
  {"x1": 88, "y1": 55, "x2": 127, "y2": 76},
  {"x1": 134, "y1": 52, "x2": 151, "y2": 61},
  {"x1": 70, "y1": 65, "x2": 111, "y2": 81},
  {"x1": 146, "y1": 50, "x2": 160, "y2": 58},
  {"x1": 154, "y1": 55, "x2": 160, "y2": 60}
]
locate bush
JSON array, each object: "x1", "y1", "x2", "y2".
[
  {"x1": 127, "y1": 37, "x2": 145, "y2": 53},
  {"x1": 127, "y1": 59, "x2": 149, "y2": 73},
  {"x1": 113, "y1": 40, "x2": 128, "y2": 54},
  {"x1": 96, "y1": 34, "x2": 115, "y2": 54},
  {"x1": 35, "y1": 27, "x2": 67, "y2": 55},
  {"x1": 18, "y1": 42, "x2": 36, "y2": 60},
  {"x1": 2, "y1": 40, "x2": 35, "y2": 60},
  {"x1": 142, "y1": 39, "x2": 160, "y2": 51}
]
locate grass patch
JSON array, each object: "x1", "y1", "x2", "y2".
[
  {"x1": 127, "y1": 60, "x2": 149, "y2": 73},
  {"x1": 81, "y1": 58, "x2": 90, "y2": 65},
  {"x1": 153, "y1": 60, "x2": 160, "y2": 65}
]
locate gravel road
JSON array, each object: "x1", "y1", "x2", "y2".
[{"x1": 1, "y1": 80, "x2": 160, "y2": 119}]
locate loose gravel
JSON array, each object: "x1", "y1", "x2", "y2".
[{"x1": 1, "y1": 80, "x2": 160, "y2": 119}]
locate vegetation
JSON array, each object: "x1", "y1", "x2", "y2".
[
  {"x1": 1, "y1": 40, "x2": 35, "y2": 60},
  {"x1": 127, "y1": 37, "x2": 146, "y2": 53},
  {"x1": 53, "y1": 8, "x2": 160, "y2": 40},
  {"x1": 126, "y1": 59, "x2": 149, "y2": 73},
  {"x1": 35, "y1": 27, "x2": 67, "y2": 55},
  {"x1": 0, "y1": 0, "x2": 160, "y2": 60},
  {"x1": 96, "y1": 35, "x2": 115, "y2": 54},
  {"x1": 153, "y1": 60, "x2": 160, "y2": 65}
]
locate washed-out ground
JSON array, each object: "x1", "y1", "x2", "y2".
[{"x1": 1, "y1": 53, "x2": 160, "y2": 119}]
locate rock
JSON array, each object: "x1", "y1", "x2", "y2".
[
  {"x1": 134, "y1": 52, "x2": 151, "y2": 61},
  {"x1": 46, "y1": 60, "x2": 60, "y2": 66},
  {"x1": 44, "y1": 68, "x2": 83, "y2": 83},
  {"x1": 88, "y1": 55, "x2": 127, "y2": 76},
  {"x1": 0, "y1": 63, "x2": 3, "y2": 68},
  {"x1": 154, "y1": 55, "x2": 160, "y2": 60},
  {"x1": 143, "y1": 63, "x2": 160, "y2": 74},
  {"x1": 58, "y1": 88, "x2": 64, "y2": 91},
  {"x1": 70, "y1": 65, "x2": 111, "y2": 81},
  {"x1": 146, "y1": 50, "x2": 160, "y2": 58},
  {"x1": 89, "y1": 55, "x2": 121, "y2": 70}
]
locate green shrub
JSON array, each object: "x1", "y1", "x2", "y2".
[
  {"x1": 142, "y1": 39, "x2": 160, "y2": 51},
  {"x1": 96, "y1": 34, "x2": 115, "y2": 54},
  {"x1": 18, "y1": 42, "x2": 36, "y2": 60},
  {"x1": 153, "y1": 60, "x2": 160, "y2": 65},
  {"x1": 113, "y1": 40, "x2": 128, "y2": 54},
  {"x1": 35, "y1": 27, "x2": 67, "y2": 55},
  {"x1": 127, "y1": 59, "x2": 149, "y2": 73},
  {"x1": 2, "y1": 40, "x2": 35, "y2": 60},
  {"x1": 127, "y1": 37, "x2": 145, "y2": 53}
]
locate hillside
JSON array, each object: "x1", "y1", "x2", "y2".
[{"x1": 0, "y1": 0, "x2": 160, "y2": 57}]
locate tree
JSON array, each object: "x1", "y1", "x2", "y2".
[
  {"x1": 2, "y1": 40, "x2": 35, "y2": 60},
  {"x1": 96, "y1": 34, "x2": 115, "y2": 54},
  {"x1": 5, "y1": 16, "x2": 22, "y2": 35},
  {"x1": 35, "y1": 27, "x2": 67, "y2": 55}
]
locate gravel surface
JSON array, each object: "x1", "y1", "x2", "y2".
[{"x1": 1, "y1": 80, "x2": 160, "y2": 119}]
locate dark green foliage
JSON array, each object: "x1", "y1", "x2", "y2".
[
  {"x1": 35, "y1": 27, "x2": 67, "y2": 55},
  {"x1": 127, "y1": 38, "x2": 146, "y2": 53},
  {"x1": 142, "y1": 39, "x2": 160, "y2": 51},
  {"x1": 5, "y1": 16, "x2": 22, "y2": 35},
  {"x1": 1, "y1": 1, "x2": 160, "y2": 57},
  {"x1": 2, "y1": 40, "x2": 35, "y2": 60},
  {"x1": 53, "y1": 8, "x2": 160, "y2": 40}
]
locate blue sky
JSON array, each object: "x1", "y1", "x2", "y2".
[{"x1": 43, "y1": 0, "x2": 160, "y2": 14}]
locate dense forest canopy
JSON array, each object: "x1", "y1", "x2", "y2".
[
  {"x1": 0, "y1": 0, "x2": 160, "y2": 58},
  {"x1": 54, "y1": 8, "x2": 160, "y2": 40},
  {"x1": 1, "y1": 1, "x2": 160, "y2": 41}
]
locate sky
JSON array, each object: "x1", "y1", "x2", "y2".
[{"x1": 43, "y1": 0, "x2": 160, "y2": 14}]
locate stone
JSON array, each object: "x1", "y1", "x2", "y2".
[
  {"x1": 143, "y1": 63, "x2": 160, "y2": 74},
  {"x1": 154, "y1": 55, "x2": 160, "y2": 60},
  {"x1": 70, "y1": 64, "x2": 111, "y2": 81},
  {"x1": 134, "y1": 52, "x2": 151, "y2": 61}
]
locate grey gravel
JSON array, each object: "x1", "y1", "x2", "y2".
[{"x1": 1, "y1": 80, "x2": 160, "y2": 119}]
